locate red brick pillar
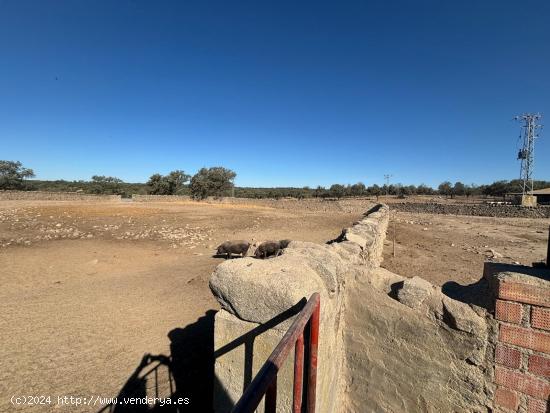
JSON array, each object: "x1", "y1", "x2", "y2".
[{"x1": 491, "y1": 271, "x2": 550, "y2": 412}]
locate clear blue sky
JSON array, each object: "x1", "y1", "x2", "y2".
[{"x1": 1, "y1": 0, "x2": 549, "y2": 188}]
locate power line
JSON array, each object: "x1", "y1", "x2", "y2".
[{"x1": 515, "y1": 113, "x2": 542, "y2": 196}]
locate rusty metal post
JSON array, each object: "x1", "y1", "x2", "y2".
[
  {"x1": 393, "y1": 217, "x2": 396, "y2": 257},
  {"x1": 293, "y1": 333, "x2": 305, "y2": 413},
  {"x1": 231, "y1": 293, "x2": 320, "y2": 413},
  {"x1": 306, "y1": 299, "x2": 320, "y2": 413},
  {"x1": 265, "y1": 376, "x2": 277, "y2": 413}
]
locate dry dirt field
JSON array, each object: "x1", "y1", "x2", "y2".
[
  {"x1": 382, "y1": 210, "x2": 549, "y2": 286},
  {"x1": 0, "y1": 200, "x2": 364, "y2": 413},
  {"x1": 1, "y1": 198, "x2": 548, "y2": 413}
]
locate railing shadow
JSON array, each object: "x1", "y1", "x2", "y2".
[
  {"x1": 97, "y1": 299, "x2": 306, "y2": 413},
  {"x1": 97, "y1": 353, "x2": 174, "y2": 413},
  {"x1": 213, "y1": 299, "x2": 306, "y2": 390},
  {"x1": 212, "y1": 298, "x2": 307, "y2": 412},
  {"x1": 97, "y1": 310, "x2": 222, "y2": 413}
]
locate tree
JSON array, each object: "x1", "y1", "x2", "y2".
[
  {"x1": 368, "y1": 184, "x2": 381, "y2": 200},
  {"x1": 399, "y1": 184, "x2": 412, "y2": 197},
  {"x1": 350, "y1": 182, "x2": 366, "y2": 197},
  {"x1": 0, "y1": 160, "x2": 35, "y2": 190},
  {"x1": 147, "y1": 170, "x2": 190, "y2": 195},
  {"x1": 438, "y1": 181, "x2": 452, "y2": 198},
  {"x1": 485, "y1": 180, "x2": 508, "y2": 199},
  {"x1": 313, "y1": 186, "x2": 326, "y2": 198},
  {"x1": 90, "y1": 175, "x2": 123, "y2": 194},
  {"x1": 416, "y1": 184, "x2": 432, "y2": 195},
  {"x1": 190, "y1": 167, "x2": 236, "y2": 200},
  {"x1": 167, "y1": 170, "x2": 191, "y2": 193},
  {"x1": 452, "y1": 181, "x2": 466, "y2": 198},
  {"x1": 329, "y1": 184, "x2": 346, "y2": 199},
  {"x1": 405, "y1": 185, "x2": 417, "y2": 195},
  {"x1": 147, "y1": 174, "x2": 168, "y2": 195},
  {"x1": 464, "y1": 184, "x2": 478, "y2": 198}
]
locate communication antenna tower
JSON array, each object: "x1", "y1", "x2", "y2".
[
  {"x1": 384, "y1": 174, "x2": 392, "y2": 196},
  {"x1": 515, "y1": 113, "x2": 542, "y2": 196}
]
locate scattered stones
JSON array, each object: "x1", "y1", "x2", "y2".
[{"x1": 485, "y1": 249, "x2": 503, "y2": 259}]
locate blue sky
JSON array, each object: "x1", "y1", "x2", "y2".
[{"x1": 1, "y1": 0, "x2": 549, "y2": 188}]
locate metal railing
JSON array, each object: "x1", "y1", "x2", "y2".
[{"x1": 231, "y1": 293, "x2": 320, "y2": 413}]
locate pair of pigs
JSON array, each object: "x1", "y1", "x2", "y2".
[{"x1": 216, "y1": 239, "x2": 291, "y2": 259}]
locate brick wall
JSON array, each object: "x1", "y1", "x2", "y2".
[{"x1": 493, "y1": 272, "x2": 550, "y2": 412}]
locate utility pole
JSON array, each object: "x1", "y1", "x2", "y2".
[
  {"x1": 384, "y1": 174, "x2": 392, "y2": 196},
  {"x1": 515, "y1": 113, "x2": 542, "y2": 196}
]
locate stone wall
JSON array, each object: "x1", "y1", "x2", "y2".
[
  {"x1": 131, "y1": 194, "x2": 376, "y2": 213},
  {"x1": 132, "y1": 194, "x2": 192, "y2": 202},
  {"x1": 208, "y1": 204, "x2": 523, "y2": 412},
  {"x1": 344, "y1": 269, "x2": 495, "y2": 412},
  {"x1": 389, "y1": 202, "x2": 550, "y2": 218},
  {"x1": 484, "y1": 263, "x2": 550, "y2": 412},
  {"x1": 209, "y1": 204, "x2": 389, "y2": 412},
  {"x1": 0, "y1": 190, "x2": 121, "y2": 202}
]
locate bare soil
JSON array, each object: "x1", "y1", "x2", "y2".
[
  {"x1": 0, "y1": 200, "x2": 362, "y2": 413},
  {"x1": 382, "y1": 211, "x2": 549, "y2": 286},
  {"x1": 1, "y1": 198, "x2": 548, "y2": 412}
]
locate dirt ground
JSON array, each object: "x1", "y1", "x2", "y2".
[
  {"x1": 1, "y1": 198, "x2": 549, "y2": 412},
  {"x1": 0, "y1": 200, "x2": 363, "y2": 413},
  {"x1": 382, "y1": 211, "x2": 550, "y2": 286}
]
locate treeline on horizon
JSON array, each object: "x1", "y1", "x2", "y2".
[
  {"x1": 15, "y1": 178, "x2": 550, "y2": 200},
  {"x1": 1, "y1": 160, "x2": 549, "y2": 199}
]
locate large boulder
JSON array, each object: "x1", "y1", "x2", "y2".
[{"x1": 209, "y1": 241, "x2": 353, "y2": 325}]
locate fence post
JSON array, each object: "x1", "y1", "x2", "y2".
[
  {"x1": 306, "y1": 299, "x2": 320, "y2": 413},
  {"x1": 265, "y1": 377, "x2": 277, "y2": 413},
  {"x1": 293, "y1": 334, "x2": 305, "y2": 413}
]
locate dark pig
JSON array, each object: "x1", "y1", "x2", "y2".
[
  {"x1": 254, "y1": 239, "x2": 292, "y2": 259},
  {"x1": 216, "y1": 240, "x2": 250, "y2": 259},
  {"x1": 278, "y1": 239, "x2": 292, "y2": 249}
]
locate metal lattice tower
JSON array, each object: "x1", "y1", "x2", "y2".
[
  {"x1": 515, "y1": 113, "x2": 542, "y2": 196},
  {"x1": 384, "y1": 174, "x2": 392, "y2": 196}
]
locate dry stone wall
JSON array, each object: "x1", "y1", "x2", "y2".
[
  {"x1": 209, "y1": 204, "x2": 389, "y2": 413},
  {"x1": 131, "y1": 194, "x2": 376, "y2": 213},
  {"x1": 0, "y1": 190, "x2": 121, "y2": 202},
  {"x1": 390, "y1": 202, "x2": 550, "y2": 218},
  {"x1": 208, "y1": 203, "x2": 504, "y2": 412},
  {"x1": 131, "y1": 194, "x2": 191, "y2": 202}
]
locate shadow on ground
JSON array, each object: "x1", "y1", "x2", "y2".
[
  {"x1": 441, "y1": 278, "x2": 492, "y2": 310},
  {"x1": 97, "y1": 310, "x2": 223, "y2": 413},
  {"x1": 98, "y1": 299, "x2": 307, "y2": 413}
]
